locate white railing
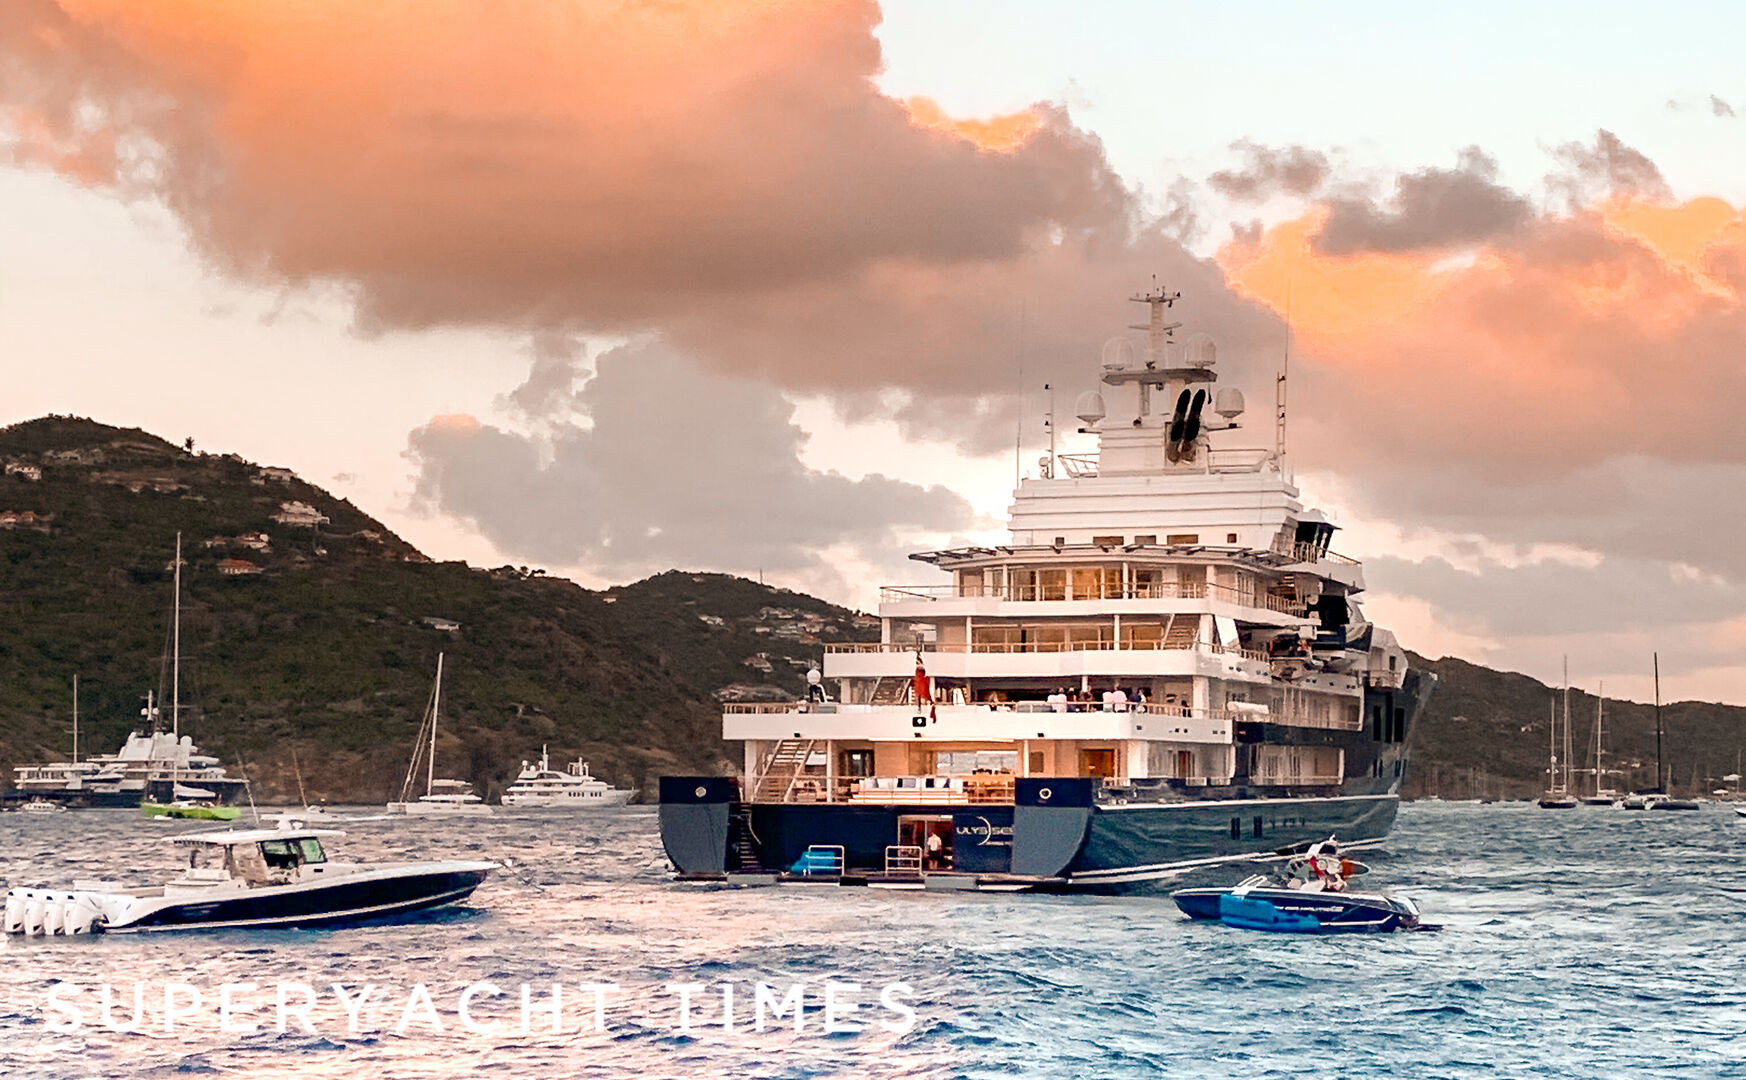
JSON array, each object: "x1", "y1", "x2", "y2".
[
  {"x1": 1056, "y1": 453, "x2": 1098, "y2": 477},
  {"x1": 878, "y1": 580, "x2": 1304, "y2": 614},
  {"x1": 825, "y1": 640, "x2": 1271, "y2": 662},
  {"x1": 885, "y1": 845, "x2": 923, "y2": 874},
  {"x1": 797, "y1": 845, "x2": 844, "y2": 876},
  {"x1": 1270, "y1": 538, "x2": 1360, "y2": 567}
]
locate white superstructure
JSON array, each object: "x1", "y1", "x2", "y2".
[
  {"x1": 501, "y1": 747, "x2": 634, "y2": 808},
  {"x1": 724, "y1": 288, "x2": 1409, "y2": 807}
]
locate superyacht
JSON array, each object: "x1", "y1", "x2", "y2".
[
  {"x1": 7, "y1": 536, "x2": 247, "y2": 809},
  {"x1": 500, "y1": 748, "x2": 634, "y2": 808},
  {"x1": 660, "y1": 288, "x2": 1434, "y2": 891}
]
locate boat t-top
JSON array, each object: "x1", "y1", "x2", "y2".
[
  {"x1": 501, "y1": 747, "x2": 634, "y2": 808},
  {"x1": 386, "y1": 653, "x2": 491, "y2": 816},
  {"x1": 4, "y1": 817, "x2": 494, "y2": 935}
]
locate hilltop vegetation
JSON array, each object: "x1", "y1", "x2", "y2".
[
  {"x1": 1406, "y1": 653, "x2": 1746, "y2": 799},
  {"x1": 0, "y1": 417, "x2": 872, "y2": 801},
  {"x1": 1, "y1": 415, "x2": 1741, "y2": 802}
]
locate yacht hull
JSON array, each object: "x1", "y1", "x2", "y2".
[
  {"x1": 1171, "y1": 884, "x2": 1422, "y2": 932},
  {"x1": 661, "y1": 780, "x2": 1401, "y2": 892},
  {"x1": 114, "y1": 866, "x2": 493, "y2": 932},
  {"x1": 11, "y1": 864, "x2": 497, "y2": 935}
]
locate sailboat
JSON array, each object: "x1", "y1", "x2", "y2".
[
  {"x1": 1538, "y1": 660, "x2": 1578, "y2": 809},
  {"x1": 11, "y1": 533, "x2": 248, "y2": 810},
  {"x1": 386, "y1": 653, "x2": 491, "y2": 815},
  {"x1": 1579, "y1": 684, "x2": 1621, "y2": 805}
]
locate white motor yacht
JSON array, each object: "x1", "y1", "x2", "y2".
[
  {"x1": 501, "y1": 747, "x2": 633, "y2": 808},
  {"x1": 4, "y1": 819, "x2": 493, "y2": 935}
]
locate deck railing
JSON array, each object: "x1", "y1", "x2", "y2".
[
  {"x1": 824, "y1": 639, "x2": 1271, "y2": 662},
  {"x1": 878, "y1": 580, "x2": 1305, "y2": 615}
]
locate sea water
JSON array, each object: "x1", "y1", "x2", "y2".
[{"x1": 2, "y1": 802, "x2": 1743, "y2": 1078}]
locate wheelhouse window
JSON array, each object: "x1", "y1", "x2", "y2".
[
  {"x1": 298, "y1": 837, "x2": 327, "y2": 864},
  {"x1": 259, "y1": 840, "x2": 301, "y2": 870}
]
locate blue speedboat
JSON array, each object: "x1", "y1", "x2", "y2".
[{"x1": 1171, "y1": 839, "x2": 1432, "y2": 933}]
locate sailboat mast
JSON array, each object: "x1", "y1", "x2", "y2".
[
  {"x1": 172, "y1": 531, "x2": 182, "y2": 739},
  {"x1": 1594, "y1": 683, "x2": 1603, "y2": 798},
  {"x1": 1653, "y1": 652, "x2": 1663, "y2": 793},
  {"x1": 1561, "y1": 657, "x2": 1571, "y2": 794},
  {"x1": 72, "y1": 673, "x2": 79, "y2": 764},
  {"x1": 428, "y1": 652, "x2": 444, "y2": 798},
  {"x1": 1548, "y1": 696, "x2": 1557, "y2": 791}
]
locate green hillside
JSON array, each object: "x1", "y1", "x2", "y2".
[
  {"x1": 2, "y1": 415, "x2": 1741, "y2": 803},
  {"x1": 1406, "y1": 653, "x2": 1746, "y2": 799},
  {"x1": 0, "y1": 417, "x2": 872, "y2": 802}
]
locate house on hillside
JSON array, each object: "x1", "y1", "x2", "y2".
[
  {"x1": 273, "y1": 500, "x2": 329, "y2": 527},
  {"x1": 236, "y1": 530, "x2": 271, "y2": 551},
  {"x1": 0, "y1": 510, "x2": 52, "y2": 531},
  {"x1": 4, "y1": 462, "x2": 42, "y2": 481},
  {"x1": 42, "y1": 448, "x2": 103, "y2": 466},
  {"x1": 257, "y1": 466, "x2": 296, "y2": 484},
  {"x1": 422, "y1": 616, "x2": 461, "y2": 632},
  {"x1": 742, "y1": 653, "x2": 775, "y2": 673},
  {"x1": 216, "y1": 558, "x2": 263, "y2": 576}
]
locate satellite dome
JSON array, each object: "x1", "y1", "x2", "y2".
[
  {"x1": 806, "y1": 668, "x2": 822, "y2": 686},
  {"x1": 1183, "y1": 332, "x2": 1218, "y2": 368},
  {"x1": 1074, "y1": 390, "x2": 1107, "y2": 425},
  {"x1": 1100, "y1": 337, "x2": 1136, "y2": 369},
  {"x1": 1214, "y1": 387, "x2": 1246, "y2": 418}
]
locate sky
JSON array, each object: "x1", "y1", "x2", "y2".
[{"x1": 2, "y1": 0, "x2": 1744, "y2": 706}]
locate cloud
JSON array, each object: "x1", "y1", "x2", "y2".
[
  {"x1": 1547, "y1": 129, "x2": 1672, "y2": 204},
  {"x1": 1313, "y1": 147, "x2": 1533, "y2": 255},
  {"x1": 0, "y1": 0, "x2": 1284, "y2": 453},
  {"x1": 1711, "y1": 95, "x2": 1737, "y2": 118},
  {"x1": 405, "y1": 340, "x2": 975, "y2": 587},
  {"x1": 1220, "y1": 136, "x2": 1746, "y2": 694},
  {"x1": 1207, "y1": 141, "x2": 1331, "y2": 203},
  {"x1": 499, "y1": 332, "x2": 586, "y2": 424}
]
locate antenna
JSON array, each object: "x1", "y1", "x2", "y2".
[
  {"x1": 172, "y1": 531, "x2": 181, "y2": 740},
  {"x1": 1043, "y1": 383, "x2": 1056, "y2": 477},
  {"x1": 1014, "y1": 301, "x2": 1026, "y2": 490},
  {"x1": 1276, "y1": 283, "x2": 1292, "y2": 464}
]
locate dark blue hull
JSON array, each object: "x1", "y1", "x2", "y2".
[
  {"x1": 660, "y1": 668, "x2": 1432, "y2": 891},
  {"x1": 661, "y1": 779, "x2": 1400, "y2": 892},
  {"x1": 1172, "y1": 884, "x2": 1422, "y2": 932},
  {"x1": 116, "y1": 868, "x2": 490, "y2": 932}
]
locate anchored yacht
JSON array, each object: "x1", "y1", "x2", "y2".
[
  {"x1": 5, "y1": 819, "x2": 493, "y2": 934},
  {"x1": 661, "y1": 288, "x2": 1434, "y2": 891},
  {"x1": 501, "y1": 748, "x2": 634, "y2": 808},
  {"x1": 386, "y1": 654, "x2": 492, "y2": 816},
  {"x1": 6, "y1": 537, "x2": 248, "y2": 810}
]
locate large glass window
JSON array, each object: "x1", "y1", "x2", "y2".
[
  {"x1": 934, "y1": 751, "x2": 1018, "y2": 774},
  {"x1": 1039, "y1": 569, "x2": 1067, "y2": 601}
]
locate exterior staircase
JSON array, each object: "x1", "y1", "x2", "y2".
[
  {"x1": 753, "y1": 739, "x2": 816, "y2": 803},
  {"x1": 869, "y1": 676, "x2": 911, "y2": 706},
  {"x1": 728, "y1": 805, "x2": 766, "y2": 872},
  {"x1": 1163, "y1": 614, "x2": 1200, "y2": 649}
]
